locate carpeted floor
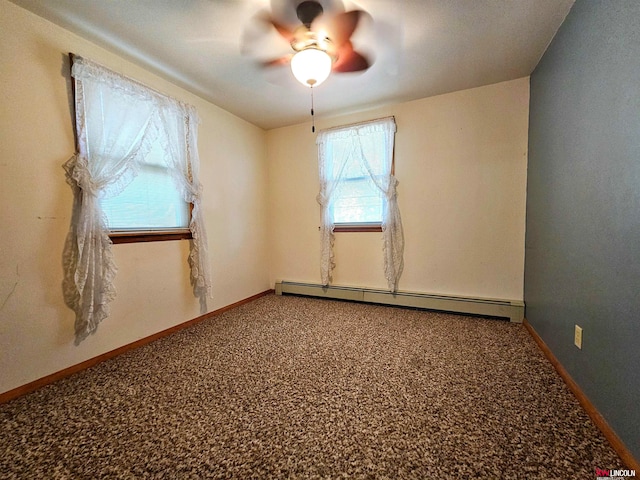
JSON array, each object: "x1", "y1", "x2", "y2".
[{"x1": 0, "y1": 294, "x2": 627, "y2": 478}]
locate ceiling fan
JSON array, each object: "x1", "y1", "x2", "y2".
[{"x1": 244, "y1": 0, "x2": 374, "y2": 88}]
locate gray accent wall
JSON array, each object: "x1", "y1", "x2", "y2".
[{"x1": 526, "y1": 0, "x2": 640, "y2": 460}]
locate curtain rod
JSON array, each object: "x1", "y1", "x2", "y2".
[{"x1": 320, "y1": 115, "x2": 396, "y2": 133}]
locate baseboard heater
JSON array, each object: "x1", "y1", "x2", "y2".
[{"x1": 275, "y1": 281, "x2": 524, "y2": 323}]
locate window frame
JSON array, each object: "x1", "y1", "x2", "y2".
[{"x1": 110, "y1": 230, "x2": 193, "y2": 243}]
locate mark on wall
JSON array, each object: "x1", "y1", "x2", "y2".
[{"x1": 1, "y1": 266, "x2": 19, "y2": 312}]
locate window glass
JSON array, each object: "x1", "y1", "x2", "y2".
[
  {"x1": 333, "y1": 178, "x2": 383, "y2": 224},
  {"x1": 99, "y1": 142, "x2": 189, "y2": 232}
]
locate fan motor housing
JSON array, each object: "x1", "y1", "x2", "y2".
[{"x1": 296, "y1": 1, "x2": 324, "y2": 26}]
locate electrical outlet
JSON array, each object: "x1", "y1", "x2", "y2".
[{"x1": 574, "y1": 325, "x2": 583, "y2": 349}]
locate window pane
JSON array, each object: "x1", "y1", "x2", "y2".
[
  {"x1": 333, "y1": 179, "x2": 383, "y2": 224},
  {"x1": 100, "y1": 163, "x2": 189, "y2": 231}
]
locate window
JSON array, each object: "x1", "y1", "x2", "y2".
[
  {"x1": 63, "y1": 55, "x2": 211, "y2": 343},
  {"x1": 101, "y1": 153, "x2": 190, "y2": 231},
  {"x1": 319, "y1": 121, "x2": 394, "y2": 232},
  {"x1": 316, "y1": 117, "x2": 404, "y2": 291},
  {"x1": 99, "y1": 137, "x2": 192, "y2": 243},
  {"x1": 325, "y1": 141, "x2": 387, "y2": 232}
]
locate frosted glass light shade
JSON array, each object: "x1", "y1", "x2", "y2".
[{"x1": 290, "y1": 48, "x2": 332, "y2": 87}]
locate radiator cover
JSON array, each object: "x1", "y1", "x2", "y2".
[{"x1": 275, "y1": 281, "x2": 524, "y2": 323}]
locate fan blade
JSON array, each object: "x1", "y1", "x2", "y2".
[
  {"x1": 253, "y1": 9, "x2": 296, "y2": 43},
  {"x1": 314, "y1": 10, "x2": 367, "y2": 47},
  {"x1": 270, "y1": 19, "x2": 296, "y2": 42},
  {"x1": 333, "y1": 41, "x2": 370, "y2": 72},
  {"x1": 241, "y1": 9, "x2": 294, "y2": 61},
  {"x1": 261, "y1": 55, "x2": 292, "y2": 68}
]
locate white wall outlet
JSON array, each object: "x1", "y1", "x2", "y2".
[{"x1": 574, "y1": 325, "x2": 583, "y2": 349}]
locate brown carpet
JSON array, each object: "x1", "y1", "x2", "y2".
[{"x1": 0, "y1": 294, "x2": 627, "y2": 478}]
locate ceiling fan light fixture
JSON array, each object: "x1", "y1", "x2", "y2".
[{"x1": 290, "y1": 47, "x2": 332, "y2": 87}]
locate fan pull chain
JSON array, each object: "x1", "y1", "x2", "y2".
[{"x1": 311, "y1": 86, "x2": 315, "y2": 133}]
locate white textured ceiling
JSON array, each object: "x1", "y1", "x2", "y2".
[{"x1": 10, "y1": 0, "x2": 575, "y2": 130}]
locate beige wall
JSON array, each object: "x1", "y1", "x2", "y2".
[
  {"x1": 0, "y1": 1, "x2": 269, "y2": 394},
  {"x1": 267, "y1": 77, "x2": 529, "y2": 300}
]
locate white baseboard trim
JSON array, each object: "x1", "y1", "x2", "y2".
[{"x1": 275, "y1": 281, "x2": 524, "y2": 323}]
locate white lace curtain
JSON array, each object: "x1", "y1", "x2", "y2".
[
  {"x1": 316, "y1": 117, "x2": 404, "y2": 292},
  {"x1": 63, "y1": 56, "x2": 211, "y2": 344}
]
